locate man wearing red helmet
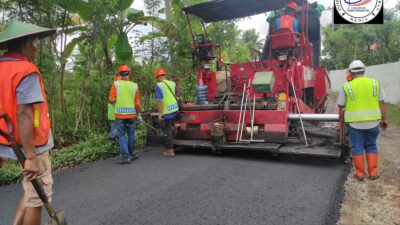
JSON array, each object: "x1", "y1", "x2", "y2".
[
  {"x1": 276, "y1": 1, "x2": 299, "y2": 33},
  {"x1": 154, "y1": 69, "x2": 179, "y2": 157},
  {"x1": 109, "y1": 64, "x2": 141, "y2": 164}
]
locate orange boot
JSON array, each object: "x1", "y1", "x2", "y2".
[
  {"x1": 366, "y1": 153, "x2": 380, "y2": 180},
  {"x1": 352, "y1": 155, "x2": 365, "y2": 181}
]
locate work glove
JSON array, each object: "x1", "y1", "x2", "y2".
[{"x1": 137, "y1": 113, "x2": 143, "y2": 122}]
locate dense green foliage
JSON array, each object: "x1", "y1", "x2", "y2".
[
  {"x1": 0, "y1": 160, "x2": 21, "y2": 185},
  {"x1": 51, "y1": 133, "x2": 119, "y2": 170}
]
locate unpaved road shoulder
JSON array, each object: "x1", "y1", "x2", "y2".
[{"x1": 338, "y1": 126, "x2": 400, "y2": 225}]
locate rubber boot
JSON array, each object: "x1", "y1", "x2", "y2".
[
  {"x1": 352, "y1": 155, "x2": 365, "y2": 181},
  {"x1": 366, "y1": 153, "x2": 380, "y2": 180}
]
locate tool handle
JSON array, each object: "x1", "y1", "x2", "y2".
[
  {"x1": 0, "y1": 114, "x2": 50, "y2": 204},
  {"x1": 31, "y1": 179, "x2": 50, "y2": 204}
]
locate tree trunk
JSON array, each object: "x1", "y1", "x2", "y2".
[
  {"x1": 164, "y1": 0, "x2": 172, "y2": 20},
  {"x1": 74, "y1": 39, "x2": 97, "y2": 133},
  {"x1": 60, "y1": 9, "x2": 70, "y2": 128}
]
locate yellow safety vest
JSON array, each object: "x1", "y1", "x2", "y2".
[
  {"x1": 114, "y1": 80, "x2": 138, "y2": 115},
  {"x1": 157, "y1": 80, "x2": 178, "y2": 115},
  {"x1": 343, "y1": 77, "x2": 381, "y2": 123}
]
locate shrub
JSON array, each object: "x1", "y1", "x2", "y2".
[
  {"x1": 0, "y1": 160, "x2": 21, "y2": 185},
  {"x1": 387, "y1": 104, "x2": 400, "y2": 127}
]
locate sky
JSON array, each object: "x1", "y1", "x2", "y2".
[{"x1": 131, "y1": 0, "x2": 399, "y2": 40}]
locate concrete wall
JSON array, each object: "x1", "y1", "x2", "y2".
[{"x1": 329, "y1": 61, "x2": 400, "y2": 104}]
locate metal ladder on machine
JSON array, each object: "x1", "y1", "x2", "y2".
[{"x1": 235, "y1": 80, "x2": 264, "y2": 143}]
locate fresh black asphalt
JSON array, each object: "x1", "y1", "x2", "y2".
[{"x1": 0, "y1": 147, "x2": 349, "y2": 225}]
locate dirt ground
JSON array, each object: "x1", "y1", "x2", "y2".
[{"x1": 338, "y1": 126, "x2": 400, "y2": 225}]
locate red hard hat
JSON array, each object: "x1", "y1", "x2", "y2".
[
  {"x1": 118, "y1": 64, "x2": 131, "y2": 73},
  {"x1": 155, "y1": 69, "x2": 167, "y2": 77},
  {"x1": 287, "y1": 1, "x2": 298, "y2": 13}
]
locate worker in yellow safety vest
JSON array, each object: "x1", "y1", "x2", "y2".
[
  {"x1": 154, "y1": 69, "x2": 179, "y2": 157},
  {"x1": 338, "y1": 60, "x2": 388, "y2": 181},
  {"x1": 109, "y1": 65, "x2": 142, "y2": 164}
]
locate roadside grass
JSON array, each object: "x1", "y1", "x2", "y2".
[
  {"x1": 0, "y1": 127, "x2": 147, "y2": 185},
  {"x1": 0, "y1": 159, "x2": 21, "y2": 185},
  {"x1": 387, "y1": 104, "x2": 400, "y2": 127}
]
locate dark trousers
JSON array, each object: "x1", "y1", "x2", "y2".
[{"x1": 164, "y1": 118, "x2": 175, "y2": 149}]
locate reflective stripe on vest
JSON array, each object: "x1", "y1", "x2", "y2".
[
  {"x1": 343, "y1": 77, "x2": 381, "y2": 123},
  {"x1": 34, "y1": 105, "x2": 40, "y2": 128},
  {"x1": 346, "y1": 82, "x2": 355, "y2": 100},
  {"x1": 157, "y1": 80, "x2": 178, "y2": 115},
  {"x1": 344, "y1": 108, "x2": 381, "y2": 121},
  {"x1": 372, "y1": 79, "x2": 377, "y2": 97},
  {"x1": 114, "y1": 80, "x2": 137, "y2": 115},
  {"x1": 0, "y1": 58, "x2": 50, "y2": 146}
]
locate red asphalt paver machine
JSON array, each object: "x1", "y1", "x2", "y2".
[{"x1": 147, "y1": 0, "x2": 349, "y2": 161}]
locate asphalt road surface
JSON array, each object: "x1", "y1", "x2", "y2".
[{"x1": 0, "y1": 147, "x2": 348, "y2": 225}]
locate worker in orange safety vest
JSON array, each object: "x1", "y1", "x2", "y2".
[
  {"x1": 0, "y1": 20, "x2": 55, "y2": 225},
  {"x1": 108, "y1": 64, "x2": 142, "y2": 164}
]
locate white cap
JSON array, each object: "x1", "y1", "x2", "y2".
[{"x1": 348, "y1": 60, "x2": 365, "y2": 73}]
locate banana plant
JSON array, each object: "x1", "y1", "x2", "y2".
[
  {"x1": 57, "y1": 0, "x2": 153, "y2": 64},
  {"x1": 54, "y1": 0, "x2": 154, "y2": 132}
]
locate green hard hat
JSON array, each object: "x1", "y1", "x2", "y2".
[{"x1": 0, "y1": 20, "x2": 56, "y2": 49}]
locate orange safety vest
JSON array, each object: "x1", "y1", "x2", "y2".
[
  {"x1": 0, "y1": 58, "x2": 50, "y2": 146},
  {"x1": 279, "y1": 15, "x2": 295, "y2": 32}
]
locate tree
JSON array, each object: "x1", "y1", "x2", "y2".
[
  {"x1": 322, "y1": 18, "x2": 400, "y2": 70},
  {"x1": 241, "y1": 29, "x2": 263, "y2": 61}
]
